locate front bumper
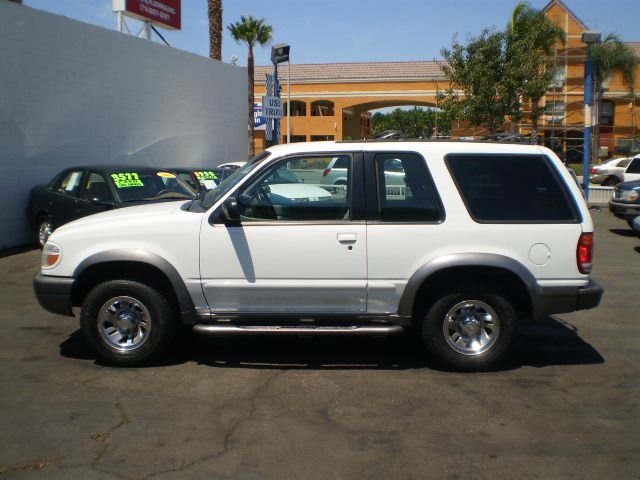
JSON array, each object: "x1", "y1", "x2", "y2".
[
  {"x1": 536, "y1": 279, "x2": 604, "y2": 319},
  {"x1": 609, "y1": 200, "x2": 640, "y2": 221},
  {"x1": 33, "y1": 273, "x2": 74, "y2": 317}
]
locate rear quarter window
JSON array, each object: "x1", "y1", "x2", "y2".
[
  {"x1": 627, "y1": 158, "x2": 640, "y2": 174},
  {"x1": 446, "y1": 154, "x2": 579, "y2": 223}
]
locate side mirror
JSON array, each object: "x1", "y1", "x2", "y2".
[{"x1": 213, "y1": 196, "x2": 241, "y2": 226}]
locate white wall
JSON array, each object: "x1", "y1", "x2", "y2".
[{"x1": 0, "y1": 2, "x2": 247, "y2": 249}]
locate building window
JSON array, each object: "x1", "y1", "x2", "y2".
[
  {"x1": 310, "y1": 135, "x2": 334, "y2": 141},
  {"x1": 311, "y1": 100, "x2": 334, "y2": 117},
  {"x1": 284, "y1": 101, "x2": 306, "y2": 116},
  {"x1": 617, "y1": 138, "x2": 640, "y2": 155},
  {"x1": 290, "y1": 135, "x2": 306, "y2": 143},
  {"x1": 549, "y1": 67, "x2": 566, "y2": 89},
  {"x1": 599, "y1": 100, "x2": 615, "y2": 126},
  {"x1": 544, "y1": 101, "x2": 565, "y2": 124}
]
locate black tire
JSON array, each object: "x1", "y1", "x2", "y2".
[
  {"x1": 37, "y1": 216, "x2": 52, "y2": 248},
  {"x1": 80, "y1": 280, "x2": 177, "y2": 366},
  {"x1": 421, "y1": 289, "x2": 516, "y2": 371},
  {"x1": 603, "y1": 176, "x2": 618, "y2": 187}
]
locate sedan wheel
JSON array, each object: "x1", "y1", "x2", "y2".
[{"x1": 37, "y1": 218, "x2": 52, "y2": 247}]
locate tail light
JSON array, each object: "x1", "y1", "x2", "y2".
[
  {"x1": 322, "y1": 168, "x2": 331, "y2": 177},
  {"x1": 590, "y1": 167, "x2": 597, "y2": 174},
  {"x1": 577, "y1": 232, "x2": 594, "y2": 274}
]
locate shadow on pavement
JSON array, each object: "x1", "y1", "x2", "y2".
[
  {"x1": 609, "y1": 228, "x2": 637, "y2": 237},
  {"x1": 59, "y1": 315, "x2": 603, "y2": 371},
  {"x1": 635, "y1": 246, "x2": 640, "y2": 254},
  {"x1": 0, "y1": 244, "x2": 38, "y2": 259}
]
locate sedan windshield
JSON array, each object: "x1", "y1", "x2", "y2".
[
  {"x1": 200, "y1": 152, "x2": 271, "y2": 209},
  {"x1": 110, "y1": 171, "x2": 196, "y2": 202}
]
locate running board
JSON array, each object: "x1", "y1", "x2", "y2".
[{"x1": 192, "y1": 324, "x2": 405, "y2": 336}]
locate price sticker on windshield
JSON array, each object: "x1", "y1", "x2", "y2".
[
  {"x1": 111, "y1": 172, "x2": 144, "y2": 188},
  {"x1": 195, "y1": 171, "x2": 218, "y2": 180}
]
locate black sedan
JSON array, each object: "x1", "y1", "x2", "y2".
[
  {"x1": 169, "y1": 167, "x2": 233, "y2": 194},
  {"x1": 609, "y1": 179, "x2": 640, "y2": 228},
  {"x1": 29, "y1": 165, "x2": 197, "y2": 246}
]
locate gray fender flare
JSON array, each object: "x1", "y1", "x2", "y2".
[
  {"x1": 74, "y1": 249, "x2": 197, "y2": 323},
  {"x1": 397, "y1": 253, "x2": 539, "y2": 318}
]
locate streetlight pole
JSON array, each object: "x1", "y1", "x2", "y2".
[
  {"x1": 581, "y1": 31, "x2": 601, "y2": 201},
  {"x1": 270, "y1": 43, "x2": 290, "y2": 147},
  {"x1": 287, "y1": 58, "x2": 291, "y2": 144}
]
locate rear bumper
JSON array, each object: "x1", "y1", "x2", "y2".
[
  {"x1": 609, "y1": 200, "x2": 640, "y2": 221},
  {"x1": 535, "y1": 280, "x2": 603, "y2": 319},
  {"x1": 33, "y1": 273, "x2": 74, "y2": 317}
]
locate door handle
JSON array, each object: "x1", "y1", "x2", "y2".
[{"x1": 337, "y1": 233, "x2": 357, "y2": 244}]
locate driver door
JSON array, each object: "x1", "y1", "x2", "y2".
[{"x1": 199, "y1": 153, "x2": 367, "y2": 314}]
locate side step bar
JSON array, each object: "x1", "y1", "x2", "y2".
[{"x1": 192, "y1": 324, "x2": 405, "y2": 336}]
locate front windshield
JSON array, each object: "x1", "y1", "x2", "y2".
[
  {"x1": 110, "y1": 171, "x2": 196, "y2": 202},
  {"x1": 200, "y1": 152, "x2": 271, "y2": 209}
]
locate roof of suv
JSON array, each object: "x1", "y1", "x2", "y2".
[{"x1": 265, "y1": 140, "x2": 547, "y2": 156}]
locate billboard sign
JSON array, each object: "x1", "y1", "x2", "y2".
[
  {"x1": 254, "y1": 103, "x2": 266, "y2": 130},
  {"x1": 262, "y1": 95, "x2": 283, "y2": 118},
  {"x1": 113, "y1": 0, "x2": 181, "y2": 30}
]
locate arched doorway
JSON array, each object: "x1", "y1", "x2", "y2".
[{"x1": 341, "y1": 100, "x2": 437, "y2": 140}]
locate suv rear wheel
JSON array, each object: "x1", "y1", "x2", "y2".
[
  {"x1": 80, "y1": 280, "x2": 177, "y2": 366},
  {"x1": 421, "y1": 289, "x2": 516, "y2": 371}
]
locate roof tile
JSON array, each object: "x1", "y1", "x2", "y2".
[{"x1": 254, "y1": 61, "x2": 446, "y2": 83}]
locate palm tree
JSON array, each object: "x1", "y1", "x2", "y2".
[
  {"x1": 228, "y1": 16, "x2": 273, "y2": 156},
  {"x1": 592, "y1": 35, "x2": 638, "y2": 157},
  {"x1": 207, "y1": 0, "x2": 223, "y2": 61},
  {"x1": 507, "y1": 2, "x2": 566, "y2": 144}
]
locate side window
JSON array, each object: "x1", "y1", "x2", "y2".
[
  {"x1": 53, "y1": 170, "x2": 84, "y2": 197},
  {"x1": 237, "y1": 155, "x2": 352, "y2": 222},
  {"x1": 375, "y1": 153, "x2": 443, "y2": 222},
  {"x1": 446, "y1": 154, "x2": 578, "y2": 222},
  {"x1": 82, "y1": 172, "x2": 113, "y2": 202}
]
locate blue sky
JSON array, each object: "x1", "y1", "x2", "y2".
[{"x1": 24, "y1": 0, "x2": 640, "y2": 67}]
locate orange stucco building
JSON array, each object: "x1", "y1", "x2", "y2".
[{"x1": 253, "y1": 0, "x2": 639, "y2": 161}]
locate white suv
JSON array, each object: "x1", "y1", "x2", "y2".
[{"x1": 34, "y1": 141, "x2": 603, "y2": 370}]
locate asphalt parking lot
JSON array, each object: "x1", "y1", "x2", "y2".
[{"x1": 0, "y1": 210, "x2": 638, "y2": 479}]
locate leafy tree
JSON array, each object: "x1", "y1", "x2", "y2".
[
  {"x1": 208, "y1": 0, "x2": 223, "y2": 61},
  {"x1": 372, "y1": 107, "x2": 450, "y2": 138},
  {"x1": 228, "y1": 16, "x2": 273, "y2": 156},
  {"x1": 439, "y1": 30, "x2": 519, "y2": 135},
  {"x1": 592, "y1": 35, "x2": 638, "y2": 155},
  {"x1": 506, "y1": 2, "x2": 565, "y2": 143}
]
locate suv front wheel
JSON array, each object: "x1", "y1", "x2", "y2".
[
  {"x1": 421, "y1": 290, "x2": 516, "y2": 371},
  {"x1": 80, "y1": 280, "x2": 177, "y2": 366}
]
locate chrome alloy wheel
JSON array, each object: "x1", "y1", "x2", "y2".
[
  {"x1": 97, "y1": 296, "x2": 152, "y2": 352},
  {"x1": 38, "y1": 219, "x2": 52, "y2": 247},
  {"x1": 443, "y1": 300, "x2": 500, "y2": 356}
]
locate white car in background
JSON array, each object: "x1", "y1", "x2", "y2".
[
  {"x1": 589, "y1": 157, "x2": 632, "y2": 186},
  {"x1": 217, "y1": 161, "x2": 247, "y2": 172},
  {"x1": 321, "y1": 156, "x2": 406, "y2": 186}
]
